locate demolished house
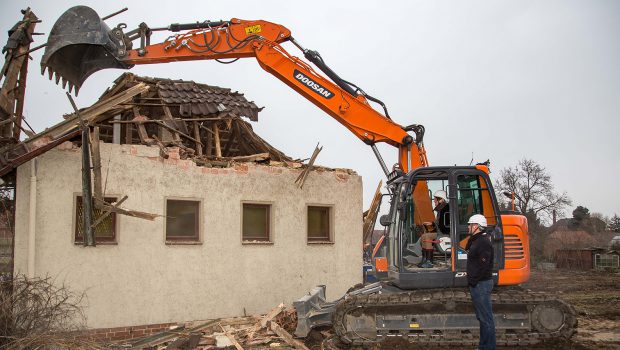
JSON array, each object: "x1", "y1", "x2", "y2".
[{"x1": 6, "y1": 73, "x2": 362, "y2": 332}]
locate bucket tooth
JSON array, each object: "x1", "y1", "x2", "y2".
[
  {"x1": 55, "y1": 72, "x2": 60, "y2": 85},
  {"x1": 41, "y1": 65, "x2": 46, "y2": 76},
  {"x1": 61, "y1": 77, "x2": 68, "y2": 89},
  {"x1": 48, "y1": 68, "x2": 53, "y2": 80},
  {"x1": 74, "y1": 86, "x2": 80, "y2": 96},
  {"x1": 68, "y1": 83, "x2": 74, "y2": 94}
]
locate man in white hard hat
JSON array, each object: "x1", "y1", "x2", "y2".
[
  {"x1": 466, "y1": 214, "x2": 495, "y2": 350},
  {"x1": 433, "y1": 190, "x2": 450, "y2": 235}
]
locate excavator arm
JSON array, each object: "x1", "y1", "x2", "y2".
[{"x1": 41, "y1": 6, "x2": 428, "y2": 174}]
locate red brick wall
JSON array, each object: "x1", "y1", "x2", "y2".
[{"x1": 76, "y1": 322, "x2": 179, "y2": 343}]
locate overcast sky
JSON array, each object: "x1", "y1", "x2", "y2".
[{"x1": 1, "y1": 1, "x2": 619, "y2": 220}]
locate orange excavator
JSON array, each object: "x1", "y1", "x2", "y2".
[{"x1": 41, "y1": 6, "x2": 576, "y2": 346}]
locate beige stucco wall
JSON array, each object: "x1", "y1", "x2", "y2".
[{"x1": 13, "y1": 142, "x2": 362, "y2": 329}]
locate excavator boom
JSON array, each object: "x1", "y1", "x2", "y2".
[{"x1": 41, "y1": 6, "x2": 428, "y2": 172}]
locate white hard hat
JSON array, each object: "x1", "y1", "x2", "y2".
[
  {"x1": 433, "y1": 190, "x2": 447, "y2": 201},
  {"x1": 468, "y1": 214, "x2": 487, "y2": 227}
]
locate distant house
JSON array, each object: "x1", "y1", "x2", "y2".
[
  {"x1": 543, "y1": 230, "x2": 595, "y2": 258},
  {"x1": 555, "y1": 248, "x2": 602, "y2": 270}
]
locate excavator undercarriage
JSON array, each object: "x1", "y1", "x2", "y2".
[{"x1": 295, "y1": 283, "x2": 577, "y2": 346}]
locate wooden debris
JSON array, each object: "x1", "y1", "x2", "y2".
[
  {"x1": 214, "y1": 123, "x2": 222, "y2": 158},
  {"x1": 95, "y1": 197, "x2": 160, "y2": 221},
  {"x1": 261, "y1": 303, "x2": 285, "y2": 328},
  {"x1": 192, "y1": 121, "x2": 202, "y2": 156},
  {"x1": 91, "y1": 196, "x2": 128, "y2": 229},
  {"x1": 295, "y1": 143, "x2": 322, "y2": 189},
  {"x1": 229, "y1": 153, "x2": 269, "y2": 162},
  {"x1": 220, "y1": 324, "x2": 244, "y2": 350},
  {"x1": 28, "y1": 83, "x2": 150, "y2": 142},
  {"x1": 268, "y1": 320, "x2": 310, "y2": 350},
  {"x1": 90, "y1": 126, "x2": 103, "y2": 201}
]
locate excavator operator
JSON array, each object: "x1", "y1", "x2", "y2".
[{"x1": 433, "y1": 190, "x2": 450, "y2": 234}]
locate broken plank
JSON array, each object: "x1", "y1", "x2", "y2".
[
  {"x1": 24, "y1": 83, "x2": 149, "y2": 144},
  {"x1": 228, "y1": 153, "x2": 269, "y2": 162},
  {"x1": 220, "y1": 324, "x2": 244, "y2": 350},
  {"x1": 92, "y1": 196, "x2": 128, "y2": 229},
  {"x1": 268, "y1": 321, "x2": 309, "y2": 350},
  {"x1": 261, "y1": 303, "x2": 285, "y2": 328},
  {"x1": 295, "y1": 143, "x2": 322, "y2": 189},
  {"x1": 96, "y1": 200, "x2": 160, "y2": 221}
]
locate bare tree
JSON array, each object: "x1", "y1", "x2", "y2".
[
  {"x1": 495, "y1": 159, "x2": 571, "y2": 224},
  {"x1": 0, "y1": 275, "x2": 109, "y2": 349}
]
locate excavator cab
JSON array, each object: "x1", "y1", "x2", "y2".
[
  {"x1": 384, "y1": 166, "x2": 505, "y2": 289},
  {"x1": 41, "y1": 6, "x2": 132, "y2": 93}
]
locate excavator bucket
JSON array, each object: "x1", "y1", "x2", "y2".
[{"x1": 41, "y1": 6, "x2": 132, "y2": 94}]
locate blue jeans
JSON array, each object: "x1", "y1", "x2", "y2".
[{"x1": 470, "y1": 279, "x2": 496, "y2": 350}]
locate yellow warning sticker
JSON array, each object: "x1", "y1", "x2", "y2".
[
  {"x1": 245, "y1": 25, "x2": 262, "y2": 35},
  {"x1": 409, "y1": 323, "x2": 420, "y2": 328}
]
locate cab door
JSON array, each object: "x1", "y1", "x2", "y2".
[{"x1": 449, "y1": 169, "x2": 504, "y2": 286}]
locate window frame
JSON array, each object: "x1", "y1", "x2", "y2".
[
  {"x1": 306, "y1": 204, "x2": 334, "y2": 244},
  {"x1": 241, "y1": 202, "x2": 273, "y2": 244},
  {"x1": 164, "y1": 197, "x2": 202, "y2": 244},
  {"x1": 73, "y1": 194, "x2": 119, "y2": 245}
]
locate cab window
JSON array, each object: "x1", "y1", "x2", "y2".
[{"x1": 456, "y1": 174, "x2": 497, "y2": 226}]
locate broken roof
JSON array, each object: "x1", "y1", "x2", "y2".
[
  {"x1": 101, "y1": 73, "x2": 263, "y2": 121},
  {"x1": 0, "y1": 73, "x2": 294, "y2": 177}
]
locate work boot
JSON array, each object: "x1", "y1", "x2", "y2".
[
  {"x1": 417, "y1": 251, "x2": 427, "y2": 268},
  {"x1": 421, "y1": 259, "x2": 434, "y2": 268},
  {"x1": 428, "y1": 250, "x2": 435, "y2": 265},
  {"x1": 421, "y1": 250, "x2": 434, "y2": 268}
]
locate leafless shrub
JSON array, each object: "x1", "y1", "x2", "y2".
[{"x1": 0, "y1": 274, "x2": 108, "y2": 349}]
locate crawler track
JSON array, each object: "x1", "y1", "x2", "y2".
[{"x1": 333, "y1": 287, "x2": 577, "y2": 346}]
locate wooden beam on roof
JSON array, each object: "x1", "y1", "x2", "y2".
[
  {"x1": 162, "y1": 104, "x2": 181, "y2": 143},
  {"x1": 205, "y1": 122, "x2": 213, "y2": 157},
  {"x1": 232, "y1": 121, "x2": 252, "y2": 156},
  {"x1": 193, "y1": 121, "x2": 202, "y2": 156},
  {"x1": 214, "y1": 123, "x2": 222, "y2": 157},
  {"x1": 24, "y1": 83, "x2": 149, "y2": 145},
  {"x1": 90, "y1": 126, "x2": 103, "y2": 202},
  {"x1": 132, "y1": 108, "x2": 155, "y2": 145},
  {"x1": 228, "y1": 153, "x2": 269, "y2": 162}
]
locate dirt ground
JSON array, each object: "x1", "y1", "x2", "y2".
[{"x1": 303, "y1": 269, "x2": 620, "y2": 350}]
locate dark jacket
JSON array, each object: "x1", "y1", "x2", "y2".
[
  {"x1": 465, "y1": 231, "x2": 494, "y2": 287},
  {"x1": 434, "y1": 202, "x2": 450, "y2": 235}
]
